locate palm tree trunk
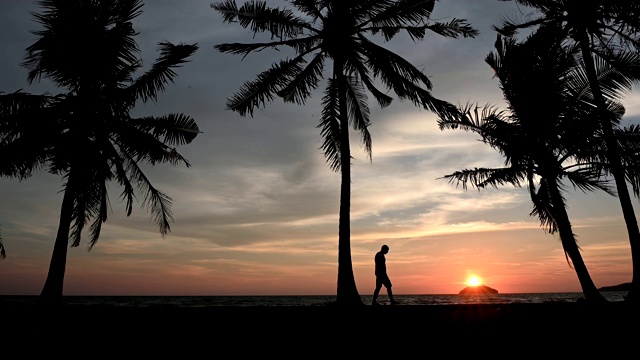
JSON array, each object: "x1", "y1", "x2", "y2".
[
  {"x1": 335, "y1": 66, "x2": 362, "y2": 306},
  {"x1": 549, "y1": 181, "x2": 607, "y2": 302},
  {"x1": 578, "y1": 34, "x2": 640, "y2": 303},
  {"x1": 38, "y1": 180, "x2": 74, "y2": 306}
]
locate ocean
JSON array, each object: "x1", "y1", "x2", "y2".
[{"x1": 0, "y1": 291, "x2": 628, "y2": 307}]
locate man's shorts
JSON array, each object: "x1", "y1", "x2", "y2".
[{"x1": 376, "y1": 275, "x2": 392, "y2": 288}]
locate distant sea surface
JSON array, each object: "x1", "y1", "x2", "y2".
[{"x1": 0, "y1": 292, "x2": 628, "y2": 307}]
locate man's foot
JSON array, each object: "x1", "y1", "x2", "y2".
[
  {"x1": 372, "y1": 302, "x2": 381, "y2": 306},
  {"x1": 390, "y1": 300, "x2": 400, "y2": 305}
]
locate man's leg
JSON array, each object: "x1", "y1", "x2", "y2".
[
  {"x1": 387, "y1": 286, "x2": 399, "y2": 304},
  {"x1": 373, "y1": 282, "x2": 381, "y2": 305}
]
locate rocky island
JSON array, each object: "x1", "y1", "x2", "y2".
[
  {"x1": 459, "y1": 285, "x2": 498, "y2": 294},
  {"x1": 597, "y1": 282, "x2": 630, "y2": 292}
]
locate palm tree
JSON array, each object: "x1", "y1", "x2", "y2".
[
  {"x1": 0, "y1": 0, "x2": 200, "y2": 305},
  {"x1": 438, "y1": 27, "x2": 635, "y2": 302},
  {"x1": 495, "y1": 0, "x2": 640, "y2": 302},
  {"x1": 211, "y1": 0, "x2": 478, "y2": 306}
]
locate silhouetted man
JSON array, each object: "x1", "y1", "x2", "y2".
[{"x1": 372, "y1": 244, "x2": 399, "y2": 305}]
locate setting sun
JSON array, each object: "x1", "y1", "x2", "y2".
[{"x1": 466, "y1": 276, "x2": 482, "y2": 287}]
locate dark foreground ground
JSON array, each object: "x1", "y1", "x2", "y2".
[{"x1": 2, "y1": 302, "x2": 637, "y2": 356}]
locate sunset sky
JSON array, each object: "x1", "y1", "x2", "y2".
[{"x1": 1, "y1": 0, "x2": 638, "y2": 297}]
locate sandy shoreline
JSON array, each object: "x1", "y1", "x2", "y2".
[{"x1": 2, "y1": 302, "x2": 636, "y2": 355}]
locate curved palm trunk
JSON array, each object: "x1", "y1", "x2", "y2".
[
  {"x1": 578, "y1": 33, "x2": 640, "y2": 302},
  {"x1": 335, "y1": 66, "x2": 362, "y2": 307},
  {"x1": 38, "y1": 177, "x2": 75, "y2": 306},
  {"x1": 548, "y1": 180, "x2": 607, "y2": 302}
]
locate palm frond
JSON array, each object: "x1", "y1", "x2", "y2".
[
  {"x1": 493, "y1": 11, "x2": 548, "y2": 37},
  {"x1": 227, "y1": 57, "x2": 306, "y2": 116},
  {"x1": 130, "y1": 42, "x2": 198, "y2": 103},
  {"x1": 346, "y1": 55, "x2": 393, "y2": 109},
  {"x1": 0, "y1": 137, "x2": 47, "y2": 179},
  {"x1": 277, "y1": 52, "x2": 325, "y2": 104},
  {"x1": 113, "y1": 116, "x2": 195, "y2": 167},
  {"x1": 437, "y1": 102, "x2": 502, "y2": 134},
  {"x1": 211, "y1": 0, "x2": 312, "y2": 39},
  {"x1": 132, "y1": 114, "x2": 200, "y2": 147},
  {"x1": 592, "y1": 49, "x2": 640, "y2": 99},
  {"x1": 361, "y1": 79, "x2": 393, "y2": 109},
  {"x1": 422, "y1": 19, "x2": 480, "y2": 39},
  {"x1": 616, "y1": 124, "x2": 640, "y2": 197},
  {"x1": 360, "y1": 37, "x2": 457, "y2": 118},
  {"x1": 119, "y1": 153, "x2": 173, "y2": 236},
  {"x1": 358, "y1": 36, "x2": 465, "y2": 118},
  {"x1": 528, "y1": 179, "x2": 558, "y2": 234},
  {"x1": 359, "y1": 36, "x2": 431, "y2": 91},
  {"x1": 68, "y1": 175, "x2": 91, "y2": 247},
  {"x1": 344, "y1": 76, "x2": 371, "y2": 161},
  {"x1": 318, "y1": 79, "x2": 341, "y2": 172},
  {"x1": 110, "y1": 147, "x2": 136, "y2": 217},
  {"x1": 0, "y1": 90, "x2": 56, "y2": 139},
  {"x1": 0, "y1": 91, "x2": 57, "y2": 179},
  {"x1": 290, "y1": 0, "x2": 324, "y2": 22},
  {"x1": 616, "y1": 124, "x2": 640, "y2": 153},
  {"x1": 87, "y1": 179, "x2": 110, "y2": 249},
  {"x1": 440, "y1": 167, "x2": 527, "y2": 191},
  {"x1": 564, "y1": 168, "x2": 616, "y2": 196},
  {"x1": 624, "y1": 157, "x2": 640, "y2": 198},
  {"x1": 367, "y1": 0, "x2": 435, "y2": 32},
  {"x1": 215, "y1": 36, "x2": 320, "y2": 59}
]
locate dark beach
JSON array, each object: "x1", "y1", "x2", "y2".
[{"x1": 2, "y1": 301, "x2": 636, "y2": 356}]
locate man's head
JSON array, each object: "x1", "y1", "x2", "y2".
[{"x1": 381, "y1": 245, "x2": 389, "y2": 253}]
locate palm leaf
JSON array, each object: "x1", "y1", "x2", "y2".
[
  {"x1": 349, "y1": 60, "x2": 393, "y2": 108},
  {"x1": 0, "y1": 91, "x2": 57, "y2": 178},
  {"x1": 132, "y1": 114, "x2": 200, "y2": 147},
  {"x1": 345, "y1": 76, "x2": 371, "y2": 160},
  {"x1": 112, "y1": 117, "x2": 194, "y2": 167},
  {"x1": 319, "y1": 79, "x2": 341, "y2": 172},
  {"x1": 277, "y1": 52, "x2": 325, "y2": 104},
  {"x1": 440, "y1": 167, "x2": 527, "y2": 191},
  {"x1": 118, "y1": 152, "x2": 174, "y2": 236},
  {"x1": 130, "y1": 42, "x2": 198, "y2": 103},
  {"x1": 215, "y1": 35, "x2": 320, "y2": 59},
  {"x1": 422, "y1": 19, "x2": 480, "y2": 39},
  {"x1": 211, "y1": 0, "x2": 311, "y2": 39},
  {"x1": 359, "y1": 36, "x2": 432, "y2": 91},
  {"x1": 375, "y1": 0, "x2": 436, "y2": 27},
  {"x1": 290, "y1": 0, "x2": 323, "y2": 22},
  {"x1": 563, "y1": 168, "x2": 616, "y2": 196},
  {"x1": 227, "y1": 57, "x2": 306, "y2": 116},
  {"x1": 528, "y1": 179, "x2": 558, "y2": 234},
  {"x1": 87, "y1": 178, "x2": 110, "y2": 249}
]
